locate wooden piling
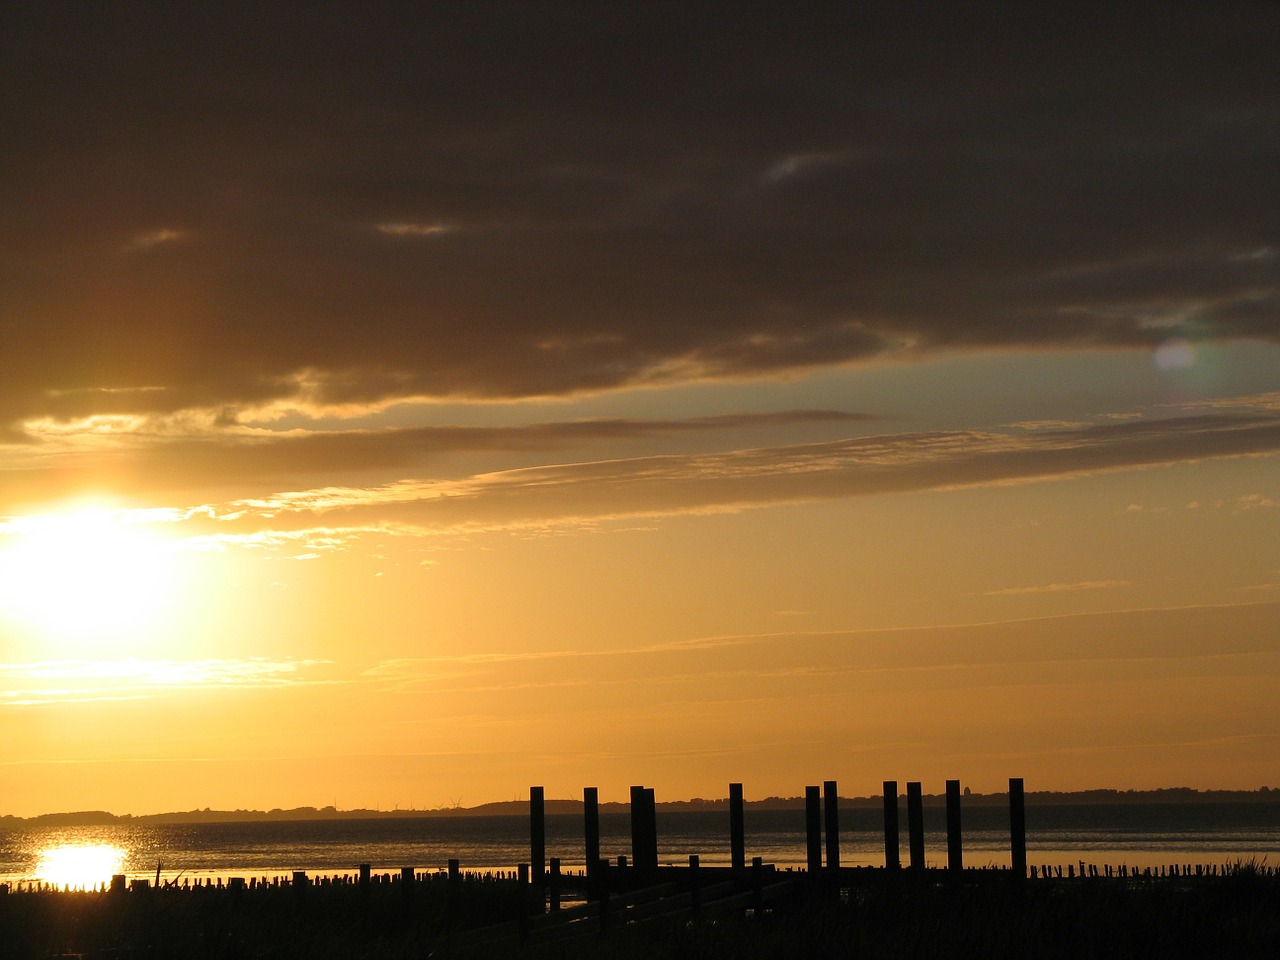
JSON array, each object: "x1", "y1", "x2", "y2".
[
  {"x1": 946, "y1": 779, "x2": 963, "y2": 875},
  {"x1": 729, "y1": 782, "x2": 746, "y2": 873},
  {"x1": 549, "y1": 857, "x2": 561, "y2": 912},
  {"x1": 630, "y1": 785, "x2": 645, "y2": 869},
  {"x1": 584, "y1": 786, "x2": 600, "y2": 879},
  {"x1": 643, "y1": 787, "x2": 658, "y2": 871},
  {"x1": 804, "y1": 785, "x2": 822, "y2": 874},
  {"x1": 1009, "y1": 776, "x2": 1027, "y2": 879},
  {"x1": 530, "y1": 786, "x2": 546, "y2": 884},
  {"x1": 823, "y1": 779, "x2": 840, "y2": 870},
  {"x1": 907, "y1": 781, "x2": 925, "y2": 870},
  {"x1": 883, "y1": 780, "x2": 901, "y2": 870}
]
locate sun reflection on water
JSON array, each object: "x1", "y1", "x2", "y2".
[{"x1": 35, "y1": 843, "x2": 127, "y2": 889}]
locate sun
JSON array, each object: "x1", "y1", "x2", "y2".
[
  {"x1": 35, "y1": 843, "x2": 127, "y2": 889},
  {"x1": 0, "y1": 501, "x2": 184, "y2": 649}
]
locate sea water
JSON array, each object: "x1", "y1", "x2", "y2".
[{"x1": 2, "y1": 804, "x2": 1278, "y2": 888}]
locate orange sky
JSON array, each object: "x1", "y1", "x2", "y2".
[{"x1": 1, "y1": 6, "x2": 1277, "y2": 816}]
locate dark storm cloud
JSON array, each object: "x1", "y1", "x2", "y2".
[{"x1": 2, "y1": 3, "x2": 1276, "y2": 425}]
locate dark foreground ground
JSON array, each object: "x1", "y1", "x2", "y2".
[{"x1": 2, "y1": 867, "x2": 1277, "y2": 960}]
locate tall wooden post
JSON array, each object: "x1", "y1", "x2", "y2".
[
  {"x1": 729, "y1": 782, "x2": 746, "y2": 873},
  {"x1": 946, "y1": 779, "x2": 963, "y2": 876},
  {"x1": 883, "y1": 780, "x2": 900, "y2": 870},
  {"x1": 823, "y1": 780, "x2": 840, "y2": 870},
  {"x1": 584, "y1": 786, "x2": 601, "y2": 880},
  {"x1": 907, "y1": 781, "x2": 925, "y2": 870},
  {"x1": 804, "y1": 785, "x2": 822, "y2": 874},
  {"x1": 629, "y1": 785, "x2": 645, "y2": 871},
  {"x1": 1009, "y1": 777, "x2": 1027, "y2": 879},
  {"x1": 643, "y1": 787, "x2": 658, "y2": 872},
  {"x1": 530, "y1": 786, "x2": 546, "y2": 885}
]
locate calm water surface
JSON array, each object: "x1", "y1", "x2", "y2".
[{"x1": 3, "y1": 804, "x2": 1277, "y2": 888}]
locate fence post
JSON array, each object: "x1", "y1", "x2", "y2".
[
  {"x1": 946, "y1": 779, "x2": 963, "y2": 877},
  {"x1": 805, "y1": 785, "x2": 822, "y2": 875},
  {"x1": 530, "y1": 786, "x2": 546, "y2": 889},
  {"x1": 729, "y1": 782, "x2": 746, "y2": 874},
  {"x1": 1009, "y1": 777, "x2": 1027, "y2": 879},
  {"x1": 883, "y1": 780, "x2": 901, "y2": 870},
  {"x1": 823, "y1": 780, "x2": 840, "y2": 870},
  {"x1": 907, "y1": 782, "x2": 925, "y2": 870},
  {"x1": 584, "y1": 786, "x2": 600, "y2": 881}
]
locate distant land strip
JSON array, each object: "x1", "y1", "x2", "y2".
[{"x1": 7, "y1": 787, "x2": 1279, "y2": 826}]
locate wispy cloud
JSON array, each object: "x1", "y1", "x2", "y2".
[
  {"x1": 166, "y1": 409, "x2": 1280, "y2": 545},
  {"x1": 0, "y1": 658, "x2": 334, "y2": 706},
  {"x1": 358, "y1": 602, "x2": 1280, "y2": 696},
  {"x1": 375, "y1": 222, "x2": 451, "y2": 238},
  {"x1": 985, "y1": 580, "x2": 1130, "y2": 596}
]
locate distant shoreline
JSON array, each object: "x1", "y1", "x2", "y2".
[{"x1": 6, "y1": 786, "x2": 1278, "y2": 827}]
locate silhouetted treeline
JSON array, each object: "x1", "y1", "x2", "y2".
[{"x1": 6, "y1": 787, "x2": 1277, "y2": 827}]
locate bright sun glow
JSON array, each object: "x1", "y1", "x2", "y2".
[
  {"x1": 0, "y1": 502, "x2": 183, "y2": 648},
  {"x1": 35, "y1": 843, "x2": 127, "y2": 889}
]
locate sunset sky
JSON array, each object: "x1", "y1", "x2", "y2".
[{"x1": 1, "y1": 4, "x2": 1277, "y2": 817}]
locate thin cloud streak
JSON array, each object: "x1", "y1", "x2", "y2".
[
  {"x1": 174, "y1": 409, "x2": 1280, "y2": 543},
  {"x1": 0, "y1": 658, "x2": 335, "y2": 707}
]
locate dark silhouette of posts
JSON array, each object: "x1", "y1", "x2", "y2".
[
  {"x1": 595, "y1": 859, "x2": 610, "y2": 930},
  {"x1": 823, "y1": 780, "x2": 840, "y2": 869},
  {"x1": 689, "y1": 854, "x2": 701, "y2": 916},
  {"x1": 1009, "y1": 777, "x2": 1027, "y2": 878},
  {"x1": 530, "y1": 786, "x2": 546, "y2": 885},
  {"x1": 946, "y1": 779, "x2": 963, "y2": 876},
  {"x1": 643, "y1": 787, "x2": 658, "y2": 871},
  {"x1": 907, "y1": 781, "x2": 925, "y2": 870},
  {"x1": 729, "y1": 782, "x2": 746, "y2": 873},
  {"x1": 584, "y1": 787, "x2": 600, "y2": 880},
  {"x1": 630, "y1": 785, "x2": 658, "y2": 873},
  {"x1": 883, "y1": 780, "x2": 900, "y2": 870},
  {"x1": 630, "y1": 785, "x2": 644, "y2": 868},
  {"x1": 517, "y1": 863, "x2": 531, "y2": 941},
  {"x1": 804, "y1": 785, "x2": 822, "y2": 874}
]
